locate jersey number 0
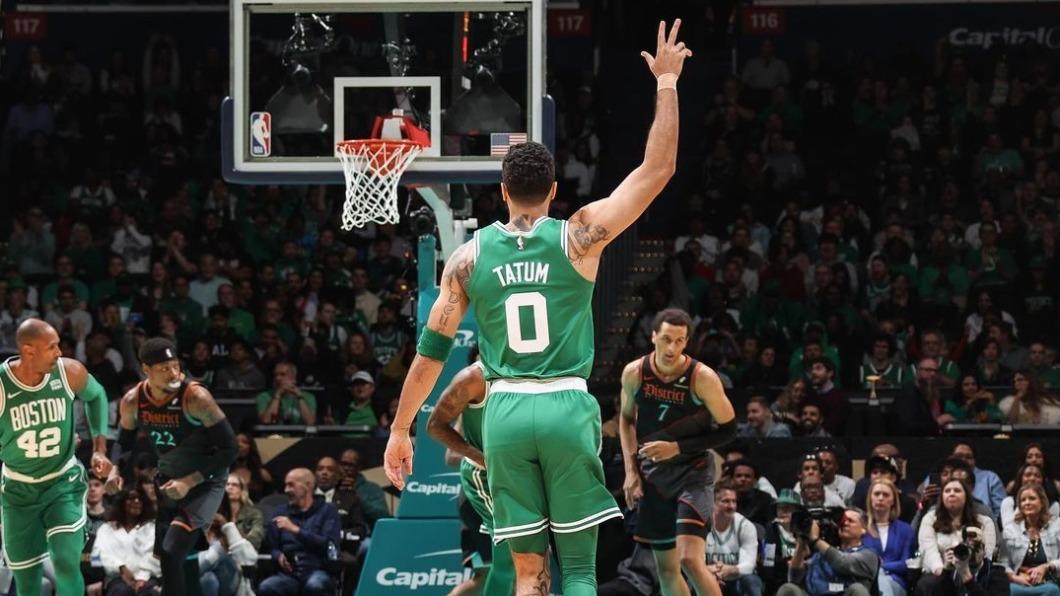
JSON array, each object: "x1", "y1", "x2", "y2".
[{"x1": 504, "y1": 292, "x2": 550, "y2": 354}]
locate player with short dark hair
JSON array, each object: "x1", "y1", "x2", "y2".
[
  {"x1": 105, "y1": 337, "x2": 239, "y2": 595},
  {"x1": 426, "y1": 362, "x2": 515, "y2": 594},
  {"x1": 384, "y1": 19, "x2": 694, "y2": 596},
  {"x1": 0, "y1": 319, "x2": 113, "y2": 596},
  {"x1": 619, "y1": 308, "x2": 736, "y2": 596}
]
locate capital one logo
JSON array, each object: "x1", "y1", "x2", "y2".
[
  {"x1": 405, "y1": 472, "x2": 461, "y2": 499},
  {"x1": 454, "y1": 329, "x2": 476, "y2": 348},
  {"x1": 375, "y1": 548, "x2": 472, "y2": 590},
  {"x1": 948, "y1": 26, "x2": 1060, "y2": 49}
]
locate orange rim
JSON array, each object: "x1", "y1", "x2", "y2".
[{"x1": 336, "y1": 139, "x2": 426, "y2": 153}]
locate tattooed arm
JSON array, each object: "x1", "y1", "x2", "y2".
[
  {"x1": 566, "y1": 20, "x2": 690, "y2": 275},
  {"x1": 385, "y1": 241, "x2": 474, "y2": 487},
  {"x1": 426, "y1": 364, "x2": 487, "y2": 468}
]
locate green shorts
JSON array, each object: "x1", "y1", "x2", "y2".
[
  {"x1": 459, "y1": 458, "x2": 494, "y2": 535},
  {"x1": 483, "y1": 379, "x2": 621, "y2": 545},
  {"x1": 1, "y1": 458, "x2": 88, "y2": 571}
]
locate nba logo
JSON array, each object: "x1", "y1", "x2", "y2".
[{"x1": 250, "y1": 112, "x2": 271, "y2": 157}]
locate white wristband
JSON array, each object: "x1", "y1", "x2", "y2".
[{"x1": 657, "y1": 73, "x2": 678, "y2": 91}]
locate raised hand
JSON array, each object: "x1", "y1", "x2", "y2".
[{"x1": 640, "y1": 19, "x2": 693, "y2": 79}]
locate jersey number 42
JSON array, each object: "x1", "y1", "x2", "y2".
[{"x1": 16, "y1": 427, "x2": 62, "y2": 459}]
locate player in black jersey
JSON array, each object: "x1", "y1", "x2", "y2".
[
  {"x1": 619, "y1": 308, "x2": 737, "y2": 596},
  {"x1": 104, "y1": 338, "x2": 239, "y2": 596}
]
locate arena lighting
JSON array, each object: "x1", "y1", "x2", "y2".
[
  {"x1": 264, "y1": 13, "x2": 336, "y2": 135},
  {"x1": 446, "y1": 12, "x2": 525, "y2": 134}
]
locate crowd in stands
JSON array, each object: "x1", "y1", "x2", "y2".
[
  {"x1": 599, "y1": 440, "x2": 1060, "y2": 596},
  {"x1": 622, "y1": 35, "x2": 1060, "y2": 439},
  {"x1": 0, "y1": 22, "x2": 603, "y2": 595},
  {"x1": 3, "y1": 8, "x2": 1060, "y2": 596}
]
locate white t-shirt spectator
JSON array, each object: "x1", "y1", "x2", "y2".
[
  {"x1": 741, "y1": 58, "x2": 791, "y2": 91},
  {"x1": 706, "y1": 512, "x2": 759, "y2": 577}
]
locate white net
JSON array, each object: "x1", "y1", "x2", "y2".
[{"x1": 337, "y1": 140, "x2": 424, "y2": 230}]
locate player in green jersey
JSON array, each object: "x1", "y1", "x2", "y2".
[
  {"x1": 0, "y1": 319, "x2": 113, "y2": 596},
  {"x1": 427, "y1": 361, "x2": 515, "y2": 595},
  {"x1": 385, "y1": 19, "x2": 691, "y2": 595}
]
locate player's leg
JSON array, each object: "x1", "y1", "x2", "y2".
[
  {"x1": 484, "y1": 540, "x2": 515, "y2": 595},
  {"x1": 39, "y1": 463, "x2": 89, "y2": 596},
  {"x1": 676, "y1": 489, "x2": 721, "y2": 596},
  {"x1": 633, "y1": 482, "x2": 686, "y2": 596},
  {"x1": 158, "y1": 481, "x2": 224, "y2": 596},
  {"x1": 2, "y1": 477, "x2": 50, "y2": 596},
  {"x1": 651, "y1": 546, "x2": 690, "y2": 596},
  {"x1": 483, "y1": 391, "x2": 551, "y2": 593},
  {"x1": 538, "y1": 389, "x2": 622, "y2": 595}
]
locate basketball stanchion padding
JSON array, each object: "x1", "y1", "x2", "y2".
[{"x1": 336, "y1": 138, "x2": 425, "y2": 229}]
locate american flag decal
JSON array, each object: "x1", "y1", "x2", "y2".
[{"x1": 490, "y1": 132, "x2": 528, "y2": 156}]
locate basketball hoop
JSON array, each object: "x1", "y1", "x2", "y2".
[{"x1": 336, "y1": 139, "x2": 425, "y2": 229}]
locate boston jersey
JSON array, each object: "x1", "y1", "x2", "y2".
[
  {"x1": 466, "y1": 217, "x2": 595, "y2": 381},
  {"x1": 0, "y1": 357, "x2": 77, "y2": 479}
]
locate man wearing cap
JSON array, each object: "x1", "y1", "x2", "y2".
[
  {"x1": 761, "y1": 489, "x2": 802, "y2": 593},
  {"x1": 343, "y1": 371, "x2": 378, "y2": 434},
  {"x1": 105, "y1": 337, "x2": 239, "y2": 596},
  {"x1": 850, "y1": 455, "x2": 917, "y2": 522}
]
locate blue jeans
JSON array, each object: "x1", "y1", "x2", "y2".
[
  {"x1": 1010, "y1": 584, "x2": 1060, "y2": 596},
  {"x1": 723, "y1": 574, "x2": 764, "y2": 596},
  {"x1": 878, "y1": 572, "x2": 907, "y2": 596},
  {"x1": 200, "y1": 554, "x2": 241, "y2": 596},
  {"x1": 257, "y1": 569, "x2": 335, "y2": 596}
]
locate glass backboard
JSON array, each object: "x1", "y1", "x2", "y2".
[{"x1": 224, "y1": 0, "x2": 549, "y2": 185}]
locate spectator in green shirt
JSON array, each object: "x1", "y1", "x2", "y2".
[
  {"x1": 158, "y1": 274, "x2": 205, "y2": 340},
  {"x1": 217, "y1": 282, "x2": 255, "y2": 340},
  {"x1": 256, "y1": 361, "x2": 316, "y2": 425},
  {"x1": 906, "y1": 328, "x2": 960, "y2": 389},
  {"x1": 343, "y1": 371, "x2": 378, "y2": 436}
]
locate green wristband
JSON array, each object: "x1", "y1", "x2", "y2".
[{"x1": 417, "y1": 327, "x2": 454, "y2": 362}]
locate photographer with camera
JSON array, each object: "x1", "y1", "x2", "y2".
[
  {"x1": 915, "y1": 479, "x2": 999, "y2": 596},
  {"x1": 778, "y1": 508, "x2": 881, "y2": 596}
]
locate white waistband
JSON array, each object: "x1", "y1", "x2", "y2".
[
  {"x1": 3, "y1": 456, "x2": 78, "y2": 484},
  {"x1": 490, "y1": 377, "x2": 587, "y2": 395}
]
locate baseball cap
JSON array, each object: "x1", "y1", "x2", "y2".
[
  {"x1": 7, "y1": 277, "x2": 27, "y2": 291},
  {"x1": 777, "y1": 488, "x2": 801, "y2": 507},
  {"x1": 347, "y1": 371, "x2": 375, "y2": 386},
  {"x1": 868, "y1": 455, "x2": 900, "y2": 477}
]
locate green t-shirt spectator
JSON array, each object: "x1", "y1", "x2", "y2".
[
  {"x1": 159, "y1": 296, "x2": 206, "y2": 340},
  {"x1": 965, "y1": 248, "x2": 1016, "y2": 288},
  {"x1": 227, "y1": 307, "x2": 256, "y2": 341},
  {"x1": 918, "y1": 263, "x2": 970, "y2": 305},
  {"x1": 255, "y1": 390, "x2": 317, "y2": 425},
  {"x1": 344, "y1": 403, "x2": 378, "y2": 436},
  {"x1": 40, "y1": 280, "x2": 91, "y2": 311},
  {"x1": 905, "y1": 358, "x2": 960, "y2": 385}
]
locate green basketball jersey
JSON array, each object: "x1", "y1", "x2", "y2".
[
  {"x1": 461, "y1": 362, "x2": 488, "y2": 451},
  {"x1": 0, "y1": 357, "x2": 77, "y2": 480},
  {"x1": 467, "y1": 217, "x2": 595, "y2": 381}
]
